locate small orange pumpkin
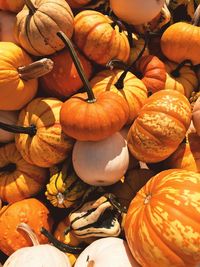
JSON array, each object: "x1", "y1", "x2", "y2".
[
  {"x1": 66, "y1": 0, "x2": 91, "y2": 8},
  {"x1": 0, "y1": 11, "x2": 16, "y2": 42},
  {"x1": 0, "y1": 0, "x2": 25, "y2": 13}
]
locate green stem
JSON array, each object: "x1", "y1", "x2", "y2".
[
  {"x1": 0, "y1": 122, "x2": 37, "y2": 136},
  {"x1": 40, "y1": 227, "x2": 86, "y2": 254},
  {"x1": 171, "y1": 59, "x2": 194, "y2": 78},
  {"x1": 24, "y1": 0, "x2": 37, "y2": 14},
  {"x1": 57, "y1": 31, "x2": 96, "y2": 103}
]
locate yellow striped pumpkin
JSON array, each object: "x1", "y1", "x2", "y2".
[{"x1": 124, "y1": 169, "x2": 200, "y2": 267}]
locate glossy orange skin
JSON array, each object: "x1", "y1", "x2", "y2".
[
  {"x1": 73, "y1": 10, "x2": 130, "y2": 65},
  {"x1": 0, "y1": 198, "x2": 53, "y2": 256},
  {"x1": 127, "y1": 90, "x2": 192, "y2": 163},
  {"x1": 60, "y1": 91, "x2": 129, "y2": 141},
  {"x1": 40, "y1": 48, "x2": 92, "y2": 99},
  {"x1": 136, "y1": 55, "x2": 167, "y2": 94},
  {"x1": 125, "y1": 169, "x2": 200, "y2": 267}
]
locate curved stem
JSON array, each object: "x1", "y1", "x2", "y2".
[
  {"x1": 0, "y1": 122, "x2": 37, "y2": 136},
  {"x1": 57, "y1": 31, "x2": 96, "y2": 103},
  {"x1": 17, "y1": 223, "x2": 40, "y2": 246},
  {"x1": 171, "y1": 59, "x2": 194, "y2": 78},
  {"x1": 40, "y1": 227, "x2": 86, "y2": 254},
  {"x1": 192, "y1": 4, "x2": 200, "y2": 26},
  {"x1": 25, "y1": 0, "x2": 37, "y2": 14}
]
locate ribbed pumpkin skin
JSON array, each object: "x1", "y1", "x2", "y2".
[
  {"x1": 0, "y1": 42, "x2": 37, "y2": 110},
  {"x1": 15, "y1": 97, "x2": 74, "y2": 168},
  {"x1": 136, "y1": 55, "x2": 166, "y2": 94},
  {"x1": 124, "y1": 169, "x2": 200, "y2": 267},
  {"x1": 0, "y1": 0, "x2": 24, "y2": 12},
  {"x1": 73, "y1": 10, "x2": 130, "y2": 65},
  {"x1": 0, "y1": 143, "x2": 47, "y2": 203},
  {"x1": 90, "y1": 69, "x2": 148, "y2": 125},
  {"x1": 127, "y1": 90, "x2": 192, "y2": 163},
  {"x1": 164, "y1": 61, "x2": 198, "y2": 99},
  {"x1": 15, "y1": 0, "x2": 74, "y2": 56},
  {"x1": 161, "y1": 22, "x2": 200, "y2": 65},
  {"x1": 66, "y1": 0, "x2": 91, "y2": 8},
  {"x1": 128, "y1": 34, "x2": 149, "y2": 65},
  {"x1": 0, "y1": 198, "x2": 52, "y2": 256}
]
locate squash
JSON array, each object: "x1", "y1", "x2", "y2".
[
  {"x1": 15, "y1": 0, "x2": 74, "y2": 56},
  {"x1": 128, "y1": 90, "x2": 192, "y2": 163},
  {"x1": 110, "y1": 0, "x2": 165, "y2": 25},
  {"x1": 124, "y1": 169, "x2": 200, "y2": 267},
  {"x1": 0, "y1": 42, "x2": 53, "y2": 110},
  {"x1": 45, "y1": 159, "x2": 89, "y2": 208},
  {"x1": 73, "y1": 10, "x2": 130, "y2": 65},
  {"x1": 192, "y1": 95, "x2": 200, "y2": 135},
  {"x1": 3, "y1": 223, "x2": 71, "y2": 267},
  {"x1": 0, "y1": 111, "x2": 18, "y2": 143},
  {"x1": 0, "y1": 0, "x2": 25, "y2": 13},
  {"x1": 74, "y1": 237, "x2": 140, "y2": 267},
  {"x1": 0, "y1": 198, "x2": 53, "y2": 256},
  {"x1": 66, "y1": 0, "x2": 91, "y2": 8},
  {"x1": 40, "y1": 47, "x2": 92, "y2": 99},
  {"x1": 0, "y1": 143, "x2": 47, "y2": 203},
  {"x1": 0, "y1": 11, "x2": 16, "y2": 42},
  {"x1": 72, "y1": 132, "x2": 129, "y2": 186}
]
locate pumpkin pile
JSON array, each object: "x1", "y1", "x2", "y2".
[{"x1": 0, "y1": 1, "x2": 200, "y2": 267}]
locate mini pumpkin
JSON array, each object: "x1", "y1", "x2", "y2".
[
  {"x1": 0, "y1": 111, "x2": 18, "y2": 143},
  {"x1": 66, "y1": 0, "x2": 91, "y2": 8},
  {"x1": 128, "y1": 90, "x2": 192, "y2": 163},
  {"x1": 15, "y1": 0, "x2": 74, "y2": 56},
  {"x1": 0, "y1": 0, "x2": 25, "y2": 13}
]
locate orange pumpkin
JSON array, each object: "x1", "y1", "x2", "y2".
[
  {"x1": 14, "y1": 97, "x2": 74, "y2": 168},
  {"x1": 125, "y1": 169, "x2": 200, "y2": 267},
  {"x1": 40, "y1": 47, "x2": 92, "y2": 99},
  {"x1": 73, "y1": 10, "x2": 130, "y2": 65},
  {"x1": 136, "y1": 55, "x2": 167, "y2": 94},
  {"x1": 0, "y1": 0, "x2": 24, "y2": 13},
  {"x1": 128, "y1": 90, "x2": 192, "y2": 163},
  {"x1": 0, "y1": 143, "x2": 47, "y2": 203},
  {"x1": 0, "y1": 198, "x2": 53, "y2": 256},
  {"x1": 164, "y1": 60, "x2": 198, "y2": 98},
  {"x1": 90, "y1": 69, "x2": 148, "y2": 124},
  {"x1": 0, "y1": 11, "x2": 16, "y2": 42},
  {"x1": 66, "y1": 0, "x2": 91, "y2": 8},
  {"x1": 192, "y1": 94, "x2": 200, "y2": 135}
]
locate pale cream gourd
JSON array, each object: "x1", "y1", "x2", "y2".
[
  {"x1": 109, "y1": 0, "x2": 165, "y2": 25},
  {"x1": 74, "y1": 237, "x2": 140, "y2": 267},
  {"x1": 72, "y1": 132, "x2": 129, "y2": 186},
  {"x1": 3, "y1": 223, "x2": 71, "y2": 267},
  {"x1": 0, "y1": 111, "x2": 18, "y2": 143},
  {"x1": 0, "y1": 11, "x2": 16, "y2": 42},
  {"x1": 193, "y1": 97, "x2": 200, "y2": 136}
]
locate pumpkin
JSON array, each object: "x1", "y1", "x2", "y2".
[
  {"x1": 107, "y1": 169, "x2": 157, "y2": 209},
  {"x1": 124, "y1": 169, "x2": 200, "y2": 267},
  {"x1": 73, "y1": 10, "x2": 130, "y2": 65},
  {"x1": 0, "y1": 111, "x2": 18, "y2": 143},
  {"x1": 45, "y1": 159, "x2": 89, "y2": 208},
  {"x1": 90, "y1": 69, "x2": 148, "y2": 125},
  {"x1": 163, "y1": 132, "x2": 200, "y2": 172},
  {"x1": 0, "y1": 143, "x2": 47, "y2": 203},
  {"x1": 0, "y1": 0, "x2": 24, "y2": 13},
  {"x1": 164, "y1": 60, "x2": 198, "y2": 98},
  {"x1": 66, "y1": 0, "x2": 91, "y2": 8},
  {"x1": 192, "y1": 96, "x2": 200, "y2": 135},
  {"x1": 0, "y1": 198, "x2": 53, "y2": 256},
  {"x1": 128, "y1": 90, "x2": 192, "y2": 163},
  {"x1": 3, "y1": 223, "x2": 71, "y2": 267},
  {"x1": 110, "y1": 0, "x2": 165, "y2": 25},
  {"x1": 40, "y1": 47, "x2": 92, "y2": 99},
  {"x1": 136, "y1": 55, "x2": 167, "y2": 94},
  {"x1": 0, "y1": 42, "x2": 53, "y2": 110},
  {"x1": 0, "y1": 11, "x2": 16, "y2": 42},
  {"x1": 14, "y1": 0, "x2": 74, "y2": 56},
  {"x1": 161, "y1": 5, "x2": 200, "y2": 65},
  {"x1": 74, "y1": 237, "x2": 140, "y2": 267},
  {"x1": 13, "y1": 97, "x2": 74, "y2": 168},
  {"x1": 72, "y1": 132, "x2": 129, "y2": 186},
  {"x1": 57, "y1": 31, "x2": 129, "y2": 141}
]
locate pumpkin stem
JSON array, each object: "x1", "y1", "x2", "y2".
[
  {"x1": 106, "y1": 59, "x2": 128, "y2": 71},
  {"x1": 24, "y1": 0, "x2": 37, "y2": 14},
  {"x1": 114, "y1": 33, "x2": 149, "y2": 89},
  {"x1": 57, "y1": 31, "x2": 96, "y2": 103},
  {"x1": 18, "y1": 58, "x2": 54, "y2": 81},
  {"x1": 40, "y1": 227, "x2": 86, "y2": 254},
  {"x1": 0, "y1": 122, "x2": 37, "y2": 136},
  {"x1": 17, "y1": 223, "x2": 40, "y2": 246},
  {"x1": 192, "y1": 4, "x2": 200, "y2": 26},
  {"x1": 170, "y1": 59, "x2": 194, "y2": 78}
]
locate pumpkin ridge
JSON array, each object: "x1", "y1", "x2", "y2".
[
  {"x1": 39, "y1": 1, "x2": 73, "y2": 17},
  {"x1": 36, "y1": 134, "x2": 67, "y2": 154},
  {"x1": 17, "y1": 168, "x2": 46, "y2": 184},
  {"x1": 74, "y1": 10, "x2": 108, "y2": 25},
  {"x1": 34, "y1": 102, "x2": 62, "y2": 125}
]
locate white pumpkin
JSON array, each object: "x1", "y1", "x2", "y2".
[
  {"x1": 72, "y1": 132, "x2": 129, "y2": 186},
  {"x1": 0, "y1": 11, "x2": 16, "y2": 42},
  {"x1": 3, "y1": 223, "x2": 71, "y2": 267},
  {"x1": 0, "y1": 111, "x2": 19, "y2": 143},
  {"x1": 74, "y1": 237, "x2": 140, "y2": 267},
  {"x1": 109, "y1": 0, "x2": 165, "y2": 25}
]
